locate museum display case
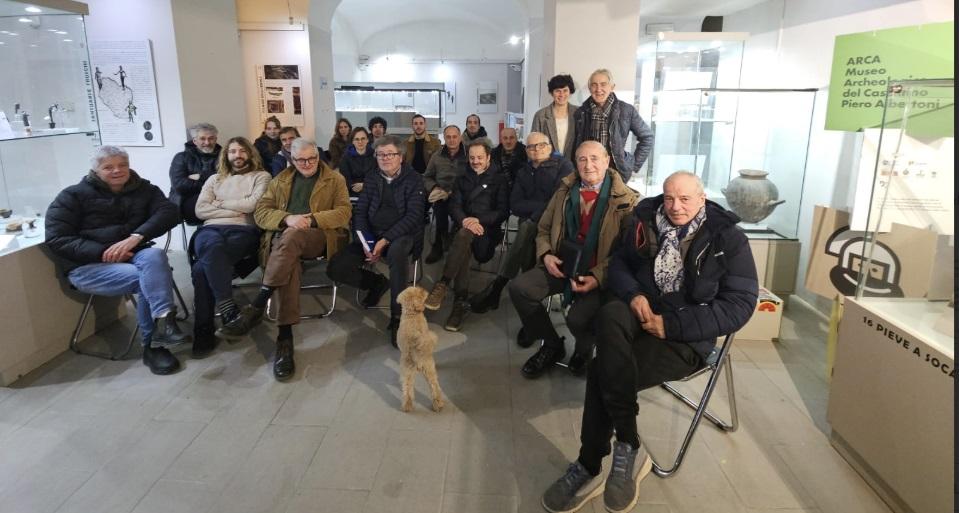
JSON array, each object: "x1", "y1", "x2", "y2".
[
  {"x1": 828, "y1": 78, "x2": 953, "y2": 513},
  {"x1": 0, "y1": 0, "x2": 101, "y2": 256},
  {"x1": 334, "y1": 82, "x2": 444, "y2": 136}
]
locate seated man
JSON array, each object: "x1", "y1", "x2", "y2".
[
  {"x1": 490, "y1": 127, "x2": 527, "y2": 186},
  {"x1": 424, "y1": 141, "x2": 509, "y2": 332},
  {"x1": 45, "y1": 145, "x2": 187, "y2": 375},
  {"x1": 509, "y1": 141, "x2": 637, "y2": 378},
  {"x1": 327, "y1": 135, "x2": 425, "y2": 347},
  {"x1": 169, "y1": 122, "x2": 222, "y2": 224},
  {"x1": 541, "y1": 171, "x2": 758, "y2": 513},
  {"x1": 422, "y1": 124, "x2": 467, "y2": 263},
  {"x1": 469, "y1": 131, "x2": 573, "y2": 314},
  {"x1": 190, "y1": 136, "x2": 272, "y2": 357},
  {"x1": 245, "y1": 138, "x2": 352, "y2": 381},
  {"x1": 270, "y1": 126, "x2": 300, "y2": 176}
]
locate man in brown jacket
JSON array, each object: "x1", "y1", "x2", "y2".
[
  {"x1": 508, "y1": 141, "x2": 638, "y2": 378},
  {"x1": 244, "y1": 137, "x2": 352, "y2": 381},
  {"x1": 403, "y1": 113, "x2": 441, "y2": 173}
]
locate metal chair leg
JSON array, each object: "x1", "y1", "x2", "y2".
[
  {"x1": 172, "y1": 277, "x2": 190, "y2": 320},
  {"x1": 648, "y1": 334, "x2": 738, "y2": 478},
  {"x1": 70, "y1": 294, "x2": 139, "y2": 361}
]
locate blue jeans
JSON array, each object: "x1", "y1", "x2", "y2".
[
  {"x1": 67, "y1": 248, "x2": 175, "y2": 345},
  {"x1": 191, "y1": 225, "x2": 260, "y2": 333}
]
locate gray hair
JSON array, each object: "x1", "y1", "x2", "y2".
[
  {"x1": 189, "y1": 122, "x2": 218, "y2": 138},
  {"x1": 526, "y1": 131, "x2": 549, "y2": 144},
  {"x1": 443, "y1": 124, "x2": 461, "y2": 135},
  {"x1": 663, "y1": 170, "x2": 705, "y2": 195},
  {"x1": 90, "y1": 145, "x2": 129, "y2": 170},
  {"x1": 373, "y1": 134, "x2": 406, "y2": 158},
  {"x1": 575, "y1": 140, "x2": 609, "y2": 158},
  {"x1": 290, "y1": 137, "x2": 318, "y2": 155},
  {"x1": 589, "y1": 68, "x2": 614, "y2": 85}
]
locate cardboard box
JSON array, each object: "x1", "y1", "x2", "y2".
[{"x1": 737, "y1": 287, "x2": 783, "y2": 342}]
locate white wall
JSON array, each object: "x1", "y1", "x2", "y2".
[
  {"x1": 331, "y1": 13, "x2": 361, "y2": 82},
  {"x1": 356, "y1": 21, "x2": 524, "y2": 62},
  {"x1": 238, "y1": 29, "x2": 316, "y2": 141},
  {"x1": 83, "y1": 0, "x2": 185, "y2": 197},
  {"x1": 355, "y1": 62, "x2": 513, "y2": 137},
  {"x1": 723, "y1": 0, "x2": 953, "y2": 310}
]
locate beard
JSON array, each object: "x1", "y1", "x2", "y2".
[{"x1": 231, "y1": 158, "x2": 250, "y2": 171}]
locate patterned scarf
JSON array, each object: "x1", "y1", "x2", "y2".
[
  {"x1": 588, "y1": 92, "x2": 617, "y2": 155},
  {"x1": 653, "y1": 205, "x2": 706, "y2": 294}
]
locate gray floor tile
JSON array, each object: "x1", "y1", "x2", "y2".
[
  {"x1": 162, "y1": 416, "x2": 270, "y2": 488},
  {"x1": 283, "y1": 489, "x2": 368, "y2": 513},
  {"x1": 130, "y1": 479, "x2": 220, "y2": 513},
  {"x1": 441, "y1": 493, "x2": 519, "y2": 513},
  {"x1": 0, "y1": 466, "x2": 91, "y2": 513}
]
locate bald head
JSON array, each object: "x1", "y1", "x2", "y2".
[
  {"x1": 500, "y1": 127, "x2": 518, "y2": 151},
  {"x1": 663, "y1": 171, "x2": 704, "y2": 195},
  {"x1": 662, "y1": 171, "x2": 707, "y2": 226}
]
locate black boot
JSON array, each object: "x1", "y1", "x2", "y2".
[
  {"x1": 521, "y1": 338, "x2": 566, "y2": 379},
  {"x1": 387, "y1": 316, "x2": 400, "y2": 349},
  {"x1": 273, "y1": 337, "x2": 295, "y2": 381},
  {"x1": 469, "y1": 276, "x2": 508, "y2": 313},
  {"x1": 192, "y1": 328, "x2": 218, "y2": 359},
  {"x1": 425, "y1": 239, "x2": 444, "y2": 264},
  {"x1": 151, "y1": 310, "x2": 192, "y2": 348},
  {"x1": 361, "y1": 272, "x2": 390, "y2": 308},
  {"x1": 143, "y1": 345, "x2": 181, "y2": 375}
]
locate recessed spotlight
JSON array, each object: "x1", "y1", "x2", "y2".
[
  {"x1": 29, "y1": 44, "x2": 38, "y2": 47},
  {"x1": 18, "y1": 17, "x2": 31, "y2": 23},
  {"x1": 56, "y1": 31, "x2": 67, "y2": 35},
  {"x1": 25, "y1": 6, "x2": 42, "y2": 13},
  {"x1": 8, "y1": 32, "x2": 19, "y2": 36},
  {"x1": 62, "y1": 39, "x2": 72, "y2": 42},
  {"x1": 508, "y1": 35, "x2": 521, "y2": 45},
  {"x1": 47, "y1": 28, "x2": 57, "y2": 32},
  {"x1": 0, "y1": 42, "x2": 5, "y2": 45}
]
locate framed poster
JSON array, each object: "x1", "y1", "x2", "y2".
[
  {"x1": 476, "y1": 81, "x2": 497, "y2": 114},
  {"x1": 256, "y1": 64, "x2": 305, "y2": 127},
  {"x1": 89, "y1": 40, "x2": 164, "y2": 146}
]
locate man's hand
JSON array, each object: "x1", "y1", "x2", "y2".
[
  {"x1": 284, "y1": 214, "x2": 312, "y2": 230},
  {"x1": 367, "y1": 238, "x2": 389, "y2": 263},
  {"x1": 629, "y1": 294, "x2": 655, "y2": 323},
  {"x1": 101, "y1": 235, "x2": 140, "y2": 263},
  {"x1": 641, "y1": 314, "x2": 666, "y2": 339},
  {"x1": 428, "y1": 187, "x2": 449, "y2": 203},
  {"x1": 543, "y1": 254, "x2": 565, "y2": 279},
  {"x1": 462, "y1": 217, "x2": 483, "y2": 236},
  {"x1": 570, "y1": 275, "x2": 598, "y2": 293},
  {"x1": 351, "y1": 183, "x2": 364, "y2": 193}
]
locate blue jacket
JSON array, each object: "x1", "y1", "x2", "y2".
[
  {"x1": 510, "y1": 156, "x2": 574, "y2": 223},
  {"x1": 573, "y1": 95, "x2": 653, "y2": 183},
  {"x1": 608, "y1": 196, "x2": 758, "y2": 356},
  {"x1": 354, "y1": 164, "x2": 426, "y2": 256}
]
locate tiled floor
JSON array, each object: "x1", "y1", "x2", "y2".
[{"x1": 0, "y1": 252, "x2": 894, "y2": 513}]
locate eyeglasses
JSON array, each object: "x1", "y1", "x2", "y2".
[
  {"x1": 292, "y1": 156, "x2": 319, "y2": 165},
  {"x1": 375, "y1": 152, "x2": 401, "y2": 159},
  {"x1": 527, "y1": 142, "x2": 551, "y2": 151},
  {"x1": 353, "y1": 137, "x2": 368, "y2": 142}
]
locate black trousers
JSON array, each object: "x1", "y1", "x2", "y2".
[
  {"x1": 577, "y1": 300, "x2": 706, "y2": 476},
  {"x1": 507, "y1": 265, "x2": 606, "y2": 355},
  {"x1": 327, "y1": 235, "x2": 414, "y2": 317},
  {"x1": 191, "y1": 225, "x2": 260, "y2": 333},
  {"x1": 430, "y1": 198, "x2": 452, "y2": 245}
]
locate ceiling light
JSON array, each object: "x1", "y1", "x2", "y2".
[
  {"x1": 18, "y1": 17, "x2": 31, "y2": 23},
  {"x1": 25, "y1": 6, "x2": 42, "y2": 13},
  {"x1": 509, "y1": 35, "x2": 522, "y2": 45},
  {"x1": 62, "y1": 39, "x2": 72, "y2": 42},
  {"x1": 56, "y1": 31, "x2": 67, "y2": 35},
  {"x1": 7, "y1": 32, "x2": 18, "y2": 36}
]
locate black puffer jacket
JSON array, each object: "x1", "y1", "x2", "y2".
[
  {"x1": 510, "y1": 155, "x2": 574, "y2": 223},
  {"x1": 355, "y1": 164, "x2": 426, "y2": 256},
  {"x1": 169, "y1": 141, "x2": 221, "y2": 224},
  {"x1": 491, "y1": 142, "x2": 528, "y2": 185},
  {"x1": 608, "y1": 196, "x2": 758, "y2": 357},
  {"x1": 450, "y1": 163, "x2": 510, "y2": 229},
  {"x1": 45, "y1": 171, "x2": 179, "y2": 274},
  {"x1": 338, "y1": 145, "x2": 376, "y2": 196}
]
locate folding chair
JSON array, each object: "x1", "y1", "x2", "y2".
[
  {"x1": 645, "y1": 332, "x2": 739, "y2": 478},
  {"x1": 69, "y1": 294, "x2": 140, "y2": 360},
  {"x1": 266, "y1": 256, "x2": 338, "y2": 320}
]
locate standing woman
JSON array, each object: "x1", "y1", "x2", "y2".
[
  {"x1": 191, "y1": 136, "x2": 272, "y2": 355},
  {"x1": 254, "y1": 116, "x2": 283, "y2": 166},
  {"x1": 530, "y1": 74, "x2": 579, "y2": 158},
  {"x1": 338, "y1": 126, "x2": 376, "y2": 198},
  {"x1": 328, "y1": 118, "x2": 353, "y2": 169}
]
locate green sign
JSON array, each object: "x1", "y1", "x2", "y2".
[{"x1": 825, "y1": 22, "x2": 953, "y2": 132}]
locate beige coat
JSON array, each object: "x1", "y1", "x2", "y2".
[
  {"x1": 530, "y1": 103, "x2": 580, "y2": 158},
  {"x1": 536, "y1": 169, "x2": 638, "y2": 286},
  {"x1": 253, "y1": 163, "x2": 352, "y2": 267},
  {"x1": 195, "y1": 170, "x2": 272, "y2": 226}
]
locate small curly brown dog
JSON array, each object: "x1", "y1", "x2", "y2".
[{"x1": 396, "y1": 286, "x2": 445, "y2": 412}]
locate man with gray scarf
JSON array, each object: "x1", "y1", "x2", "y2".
[
  {"x1": 541, "y1": 171, "x2": 758, "y2": 513},
  {"x1": 572, "y1": 69, "x2": 653, "y2": 185}
]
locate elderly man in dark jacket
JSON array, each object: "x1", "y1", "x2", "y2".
[
  {"x1": 573, "y1": 69, "x2": 653, "y2": 184},
  {"x1": 327, "y1": 135, "x2": 425, "y2": 347},
  {"x1": 424, "y1": 140, "x2": 509, "y2": 332},
  {"x1": 541, "y1": 171, "x2": 758, "y2": 513},
  {"x1": 469, "y1": 131, "x2": 573, "y2": 314},
  {"x1": 46, "y1": 145, "x2": 187, "y2": 376},
  {"x1": 490, "y1": 127, "x2": 527, "y2": 185},
  {"x1": 169, "y1": 122, "x2": 222, "y2": 224}
]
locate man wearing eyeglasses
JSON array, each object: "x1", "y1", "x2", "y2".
[
  {"x1": 327, "y1": 135, "x2": 426, "y2": 347},
  {"x1": 241, "y1": 138, "x2": 351, "y2": 381},
  {"x1": 469, "y1": 131, "x2": 573, "y2": 315}
]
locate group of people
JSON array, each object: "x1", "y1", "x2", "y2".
[{"x1": 43, "y1": 68, "x2": 758, "y2": 513}]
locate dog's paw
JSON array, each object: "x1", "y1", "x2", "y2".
[
  {"x1": 431, "y1": 398, "x2": 445, "y2": 412},
  {"x1": 401, "y1": 399, "x2": 413, "y2": 412}
]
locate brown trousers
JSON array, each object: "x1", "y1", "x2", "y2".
[{"x1": 262, "y1": 228, "x2": 327, "y2": 325}]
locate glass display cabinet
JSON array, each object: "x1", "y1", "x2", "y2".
[
  {"x1": 641, "y1": 88, "x2": 817, "y2": 240},
  {"x1": 334, "y1": 82, "x2": 444, "y2": 136},
  {"x1": 0, "y1": 0, "x2": 100, "y2": 256}
]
